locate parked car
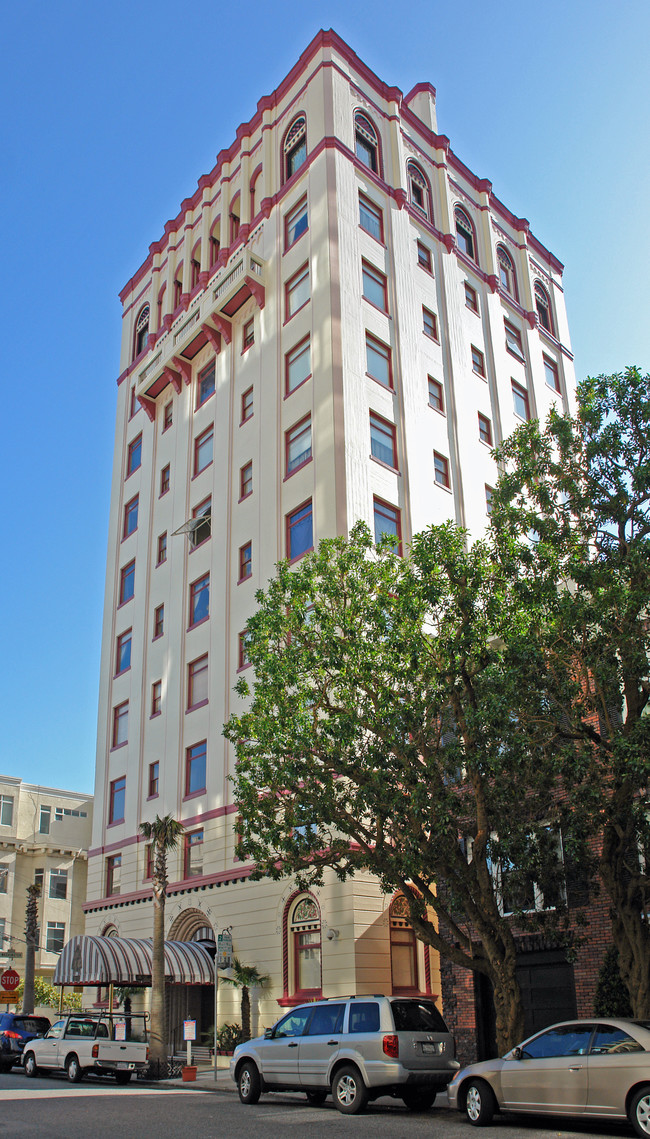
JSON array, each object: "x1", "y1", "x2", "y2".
[
  {"x1": 447, "y1": 1017, "x2": 650, "y2": 1137},
  {"x1": 0, "y1": 1013, "x2": 51, "y2": 1072},
  {"x1": 230, "y1": 995, "x2": 459, "y2": 1114},
  {"x1": 22, "y1": 1013, "x2": 149, "y2": 1083}
]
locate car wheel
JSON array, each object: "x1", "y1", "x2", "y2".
[
  {"x1": 465, "y1": 1078, "x2": 495, "y2": 1126},
  {"x1": 237, "y1": 1061, "x2": 261, "y2": 1105},
  {"x1": 401, "y1": 1089, "x2": 437, "y2": 1111},
  {"x1": 66, "y1": 1055, "x2": 84, "y2": 1083},
  {"x1": 630, "y1": 1084, "x2": 650, "y2": 1138},
  {"x1": 331, "y1": 1064, "x2": 369, "y2": 1115},
  {"x1": 306, "y1": 1090, "x2": 328, "y2": 1105},
  {"x1": 23, "y1": 1053, "x2": 39, "y2": 1078},
  {"x1": 115, "y1": 1072, "x2": 132, "y2": 1085}
]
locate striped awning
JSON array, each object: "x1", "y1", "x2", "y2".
[{"x1": 53, "y1": 935, "x2": 214, "y2": 987}]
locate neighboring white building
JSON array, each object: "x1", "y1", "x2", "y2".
[
  {"x1": 0, "y1": 775, "x2": 92, "y2": 988},
  {"x1": 85, "y1": 30, "x2": 575, "y2": 1043}
]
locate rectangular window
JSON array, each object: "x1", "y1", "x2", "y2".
[
  {"x1": 0, "y1": 866, "x2": 8, "y2": 894},
  {"x1": 185, "y1": 742, "x2": 207, "y2": 797},
  {"x1": 286, "y1": 415, "x2": 312, "y2": 475},
  {"x1": 365, "y1": 332, "x2": 392, "y2": 389},
  {"x1": 160, "y1": 464, "x2": 170, "y2": 496},
  {"x1": 163, "y1": 401, "x2": 173, "y2": 430},
  {"x1": 370, "y1": 411, "x2": 397, "y2": 469},
  {"x1": 359, "y1": 193, "x2": 383, "y2": 241},
  {"x1": 285, "y1": 196, "x2": 308, "y2": 249},
  {"x1": 151, "y1": 681, "x2": 162, "y2": 717},
  {"x1": 34, "y1": 868, "x2": 44, "y2": 891},
  {"x1": 423, "y1": 307, "x2": 438, "y2": 341},
  {"x1": 242, "y1": 317, "x2": 254, "y2": 350},
  {"x1": 240, "y1": 461, "x2": 253, "y2": 499},
  {"x1": 543, "y1": 354, "x2": 561, "y2": 392},
  {"x1": 148, "y1": 761, "x2": 159, "y2": 798},
  {"x1": 362, "y1": 260, "x2": 388, "y2": 312},
  {"x1": 189, "y1": 572, "x2": 210, "y2": 626},
  {"x1": 471, "y1": 345, "x2": 486, "y2": 377},
  {"x1": 127, "y1": 435, "x2": 142, "y2": 476},
  {"x1": 106, "y1": 855, "x2": 121, "y2": 896},
  {"x1": 194, "y1": 426, "x2": 214, "y2": 475},
  {"x1": 109, "y1": 775, "x2": 126, "y2": 823},
  {"x1": 478, "y1": 413, "x2": 493, "y2": 445},
  {"x1": 238, "y1": 630, "x2": 251, "y2": 670},
  {"x1": 119, "y1": 561, "x2": 135, "y2": 604},
  {"x1": 144, "y1": 844, "x2": 154, "y2": 881},
  {"x1": 287, "y1": 500, "x2": 313, "y2": 561},
  {"x1": 286, "y1": 264, "x2": 310, "y2": 319},
  {"x1": 428, "y1": 376, "x2": 444, "y2": 413},
  {"x1": 485, "y1": 485, "x2": 494, "y2": 516},
  {"x1": 112, "y1": 703, "x2": 128, "y2": 749},
  {"x1": 286, "y1": 337, "x2": 311, "y2": 394},
  {"x1": 191, "y1": 498, "x2": 211, "y2": 548},
  {"x1": 417, "y1": 241, "x2": 432, "y2": 272},
  {"x1": 49, "y1": 869, "x2": 68, "y2": 901},
  {"x1": 39, "y1": 806, "x2": 51, "y2": 834},
  {"x1": 188, "y1": 654, "x2": 209, "y2": 709},
  {"x1": 153, "y1": 604, "x2": 164, "y2": 638},
  {"x1": 434, "y1": 451, "x2": 451, "y2": 488},
  {"x1": 464, "y1": 282, "x2": 478, "y2": 312},
  {"x1": 373, "y1": 497, "x2": 401, "y2": 554},
  {"x1": 116, "y1": 629, "x2": 132, "y2": 674},
  {"x1": 512, "y1": 380, "x2": 530, "y2": 420},
  {"x1": 197, "y1": 360, "x2": 215, "y2": 406},
  {"x1": 505, "y1": 319, "x2": 525, "y2": 361},
  {"x1": 239, "y1": 542, "x2": 252, "y2": 581},
  {"x1": 0, "y1": 796, "x2": 14, "y2": 827},
  {"x1": 156, "y1": 532, "x2": 167, "y2": 565},
  {"x1": 185, "y1": 829, "x2": 204, "y2": 878},
  {"x1": 123, "y1": 495, "x2": 139, "y2": 538},
  {"x1": 46, "y1": 922, "x2": 65, "y2": 954},
  {"x1": 241, "y1": 386, "x2": 253, "y2": 422}
]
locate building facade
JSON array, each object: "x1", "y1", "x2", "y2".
[
  {"x1": 86, "y1": 30, "x2": 576, "y2": 1044},
  {"x1": 0, "y1": 775, "x2": 92, "y2": 988}
]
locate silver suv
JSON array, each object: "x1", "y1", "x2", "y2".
[{"x1": 230, "y1": 995, "x2": 459, "y2": 1114}]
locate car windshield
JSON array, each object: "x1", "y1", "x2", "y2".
[{"x1": 391, "y1": 1000, "x2": 449, "y2": 1033}]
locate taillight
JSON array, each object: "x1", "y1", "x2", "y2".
[
  {"x1": 1, "y1": 1031, "x2": 21, "y2": 1040},
  {"x1": 92, "y1": 1044, "x2": 99, "y2": 1058},
  {"x1": 145, "y1": 1046, "x2": 149, "y2": 1061},
  {"x1": 382, "y1": 1034, "x2": 399, "y2": 1059}
]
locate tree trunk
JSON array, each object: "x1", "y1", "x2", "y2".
[
  {"x1": 149, "y1": 887, "x2": 167, "y2": 1065},
  {"x1": 490, "y1": 958, "x2": 526, "y2": 1055},
  {"x1": 600, "y1": 805, "x2": 650, "y2": 1017},
  {"x1": 22, "y1": 886, "x2": 39, "y2": 1015},
  {"x1": 241, "y1": 986, "x2": 251, "y2": 1041}
]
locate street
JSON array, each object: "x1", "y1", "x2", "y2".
[{"x1": 0, "y1": 1070, "x2": 634, "y2": 1139}]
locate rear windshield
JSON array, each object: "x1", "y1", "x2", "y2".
[
  {"x1": 391, "y1": 1000, "x2": 449, "y2": 1034},
  {"x1": 14, "y1": 1018, "x2": 50, "y2": 1034}
]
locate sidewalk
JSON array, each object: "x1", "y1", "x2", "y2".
[{"x1": 163, "y1": 1057, "x2": 235, "y2": 1092}]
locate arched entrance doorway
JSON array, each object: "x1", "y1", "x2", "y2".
[{"x1": 166, "y1": 909, "x2": 216, "y2": 1055}]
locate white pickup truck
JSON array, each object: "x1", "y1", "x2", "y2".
[{"x1": 22, "y1": 1013, "x2": 149, "y2": 1084}]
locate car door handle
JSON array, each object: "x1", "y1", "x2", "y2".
[
  {"x1": 568, "y1": 1065, "x2": 583, "y2": 1071},
  {"x1": 288, "y1": 1041, "x2": 299, "y2": 1048},
  {"x1": 327, "y1": 1040, "x2": 339, "y2": 1046}
]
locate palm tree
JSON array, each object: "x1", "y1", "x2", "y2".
[
  {"x1": 22, "y1": 883, "x2": 41, "y2": 1014},
  {"x1": 220, "y1": 957, "x2": 270, "y2": 1041},
  {"x1": 139, "y1": 815, "x2": 184, "y2": 1065}
]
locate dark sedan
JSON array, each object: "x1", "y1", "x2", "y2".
[{"x1": 0, "y1": 1013, "x2": 51, "y2": 1071}]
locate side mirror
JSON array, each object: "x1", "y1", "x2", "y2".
[
  {"x1": 511, "y1": 1046, "x2": 522, "y2": 1061},
  {"x1": 264, "y1": 1029, "x2": 273, "y2": 1040}
]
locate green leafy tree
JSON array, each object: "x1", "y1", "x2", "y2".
[
  {"x1": 139, "y1": 814, "x2": 184, "y2": 1064},
  {"x1": 491, "y1": 367, "x2": 650, "y2": 1015},
  {"x1": 14, "y1": 975, "x2": 82, "y2": 1012},
  {"x1": 220, "y1": 958, "x2": 270, "y2": 1041},
  {"x1": 593, "y1": 946, "x2": 633, "y2": 1017},
  {"x1": 225, "y1": 523, "x2": 588, "y2": 1052},
  {"x1": 21, "y1": 883, "x2": 40, "y2": 1014}
]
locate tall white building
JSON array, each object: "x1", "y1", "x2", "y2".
[{"x1": 85, "y1": 30, "x2": 575, "y2": 1041}]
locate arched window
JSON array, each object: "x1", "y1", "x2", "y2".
[
  {"x1": 290, "y1": 895, "x2": 321, "y2": 996},
  {"x1": 496, "y1": 245, "x2": 517, "y2": 299},
  {"x1": 407, "y1": 161, "x2": 432, "y2": 221},
  {"x1": 454, "y1": 206, "x2": 477, "y2": 263},
  {"x1": 354, "y1": 112, "x2": 380, "y2": 175},
  {"x1": 209, "y1": 219, "x2": 220, "y2": 268},
  {"x1": 133, "y1": 305, "x2": 150, "y2": 359},
  {"x1": 156, "y1": 284, "x2": 166, "y2": 331},
  {"x1": 284, "y1": 115, "x2": 307, "y2": 183},
  {"x1": 229, "y1": 196, "x2": 240, "y2": 246},
  {"x1": 190, "y1": 242, "x2": 201, "y2": 290},
  {"x1": 173, "y1": 264, "x2": 183, "y2": 310},
  {"x1": 534, "y1": 281, "x2": 554, "y2": 334},
  {"x1": 250, "y1": 167, "x2": 263, "y2": 220},
  {"x1": 390, "y1": 894, "x2": 419, "y2": 993}
]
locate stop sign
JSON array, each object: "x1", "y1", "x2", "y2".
[{"x1": 0, "y1": 969, "x2": 20, "y2": 992}]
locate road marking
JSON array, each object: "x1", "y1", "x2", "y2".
[{"x1": 0, "y1": 1087, "x2": 212, "y2": 1101}]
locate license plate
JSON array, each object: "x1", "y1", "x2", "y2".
[
  {"x1": 421, "y1": 1042, "x2": 440, "y2": 1054},
  {"x1": 116, "y1": 1062, "x2": 133, "y2": 1069}
]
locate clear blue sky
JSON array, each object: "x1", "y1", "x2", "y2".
[{"x1": 1, "y1": 0, "x2": 648, "y2": 795}]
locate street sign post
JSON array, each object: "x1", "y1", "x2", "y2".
[
  {"x1": 0, "y1": 968, "x2": 20, "y2": 1005},
  {"x1": 216, "y1": 931, "x2": 232, "y2": 970},
  {"x1": 183, "y1": 1019, "x2": 196, "y2": 1068}
]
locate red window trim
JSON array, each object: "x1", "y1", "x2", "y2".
[
  {"x1": 241, "y1": 386, "x2": 254, "y2": 423},
  {"x1": 373, "y1": 495, "x2": 402, "y2": 556},
  {"x1": 417, "y1": 241, "x2": 433, "y2": 274},
  {"x1": 285, "y1": 335, "x2": 312, "y2": 398},
  {"x1": 284, "y1": 263, "x2": 310, "y2": 323},
  {"x1": 433, "y1": 451, "x2": 451, "y2": 491},
  {"x1": 194, "y1": 425, "x2": 214, "y2": 477},
  {"x1": 238, "y1": 541, "x2": 253, "y2": 583},
  {"x1": 369, "y1": 410, "x2": 398, "y2": 471},
  {"x1": 184, "y1": 741, "x2": 207, "y2": 799},
  {"x1": 365, "y1": 331, "x2": 394, "y2": 390},
  {"x1": 187, "y1": 653, "x2": 209, "y2": 712},
  {"x1": 239, "y1": 461, "x2": 253, "y2": 501},
  {"x1": 188, "y1": 571, "x2": 209, "y2": 630},
  {"x1": 286, "y1": 497, "x2": 314, "y2": 564},
  {"x1": 285, "y1": 413, "x2": 312, "y2": 479},
  {"x1": 361, "y1": 259, "x2": 388, "y2": 313},
  {"x1": 358, "y1": 192, "x2": 385, "y2": 244},
  {"x1": 284, "y1": 194, "x2": 309, "y2": 252},
  {"x1": 422, "y1": 306, "x2": 439, "y2": 342}
]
